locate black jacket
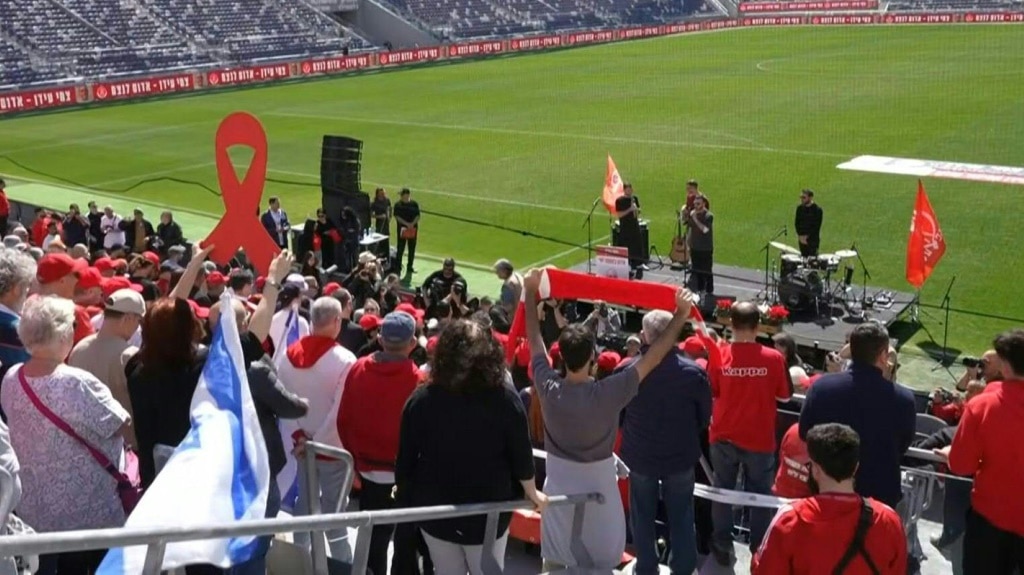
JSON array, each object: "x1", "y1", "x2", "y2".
[
  {"x1": 794, "y1": 203, "x2": 823, "y2": 241},
  {"x1": 157, "y1": 221, "x2": 184, "y2": 252},
  {"x1": 121, "y1": 218, "x2": 155, "y2": 252}
]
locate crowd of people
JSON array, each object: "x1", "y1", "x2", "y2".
[{"x1": 0, "y1": 189, "x2": 1020, "y2": 575}]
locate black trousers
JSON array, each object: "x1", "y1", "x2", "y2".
[
  {"x1": 963, "y1": 507, "x2": 1024, "y2": 574},
  {"x1": 38, "y1": 549, "x2": 107, "y2": 575},
  {"x1": 396, "y1": 234, "x2": 417, "y2": 272},
  {"x1": 375, "y1": 217, "x2": 389, "y2": 236},
  {"x1": 616, "y1": 223, "x2": 643, "y2": 268},
  {"x1": 689, "y1": 250, "x2": 714, "y2": 294},
  {"x1": 361, "y1": 478, "x2": 432, "y2": 575},
  {"x1": 799, "y1": 239, "x2": 819, "y2": 257}
]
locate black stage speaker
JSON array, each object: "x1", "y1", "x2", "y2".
[
  {"x1": 321, "y1": 135, "x2": 363, "y2": 195},
  {"x1": 610, "y1": 220, "x2": 651, "y2": 263}
]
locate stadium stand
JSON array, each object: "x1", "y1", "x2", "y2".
[
  {"x1": 0, "y1": 0, "x2": 369, "y2": 87},
  {"x1": 887, "y1": 0, "x2": 1021, "y2": 10}
]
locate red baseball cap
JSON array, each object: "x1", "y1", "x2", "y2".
[
  {"x1": 395, "y1": 303, "x2": 425, "y2": 322},
  {"x1": 36, "y1": 253, "x2": 88, "y2": 285},
  {"x1": 359, "y1": 314, "x2": 382, "y2": 331},
  {"x1": 77, "y1": 267, "x2": 104, "y2": 291},
  {"x1": 113, "y1": 258, "x2": 128, "y2": 270},
  {"x1": 101, "y1": 276, "x2": 144, "y2": 298},
  {"x1": 142, "y1": 251, "x2": 160, "y2": 267},
  {"x1": 680, "y1": 336, "x2": 707, "y2": 357},
  {"x1": 206, "y1": 271, "x2": 226, "y2": 288},
  {"x1": 188, "y1": 299, "x2": 210, "y2": 319},
  {"x1": 597, "y1": 350, "x2": 622, "y2": 372},
  {"x1": 323, "y1": 282, "x2": 343, "y2": 297},
  {"x1": 93, "y1": 257, "x2": 115, "y2": 273}
]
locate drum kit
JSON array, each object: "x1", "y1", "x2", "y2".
[{"x1": 767, "y1": 241, "x2": 862, "y2": 315}]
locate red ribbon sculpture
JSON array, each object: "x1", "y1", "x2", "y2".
[{"x1": 202, "y1": 112, "x2": 281, "y2": 275}]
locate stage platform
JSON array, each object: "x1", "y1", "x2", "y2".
[{"x1": 569, "y1": 259, "x2": 917, "y2": 350}]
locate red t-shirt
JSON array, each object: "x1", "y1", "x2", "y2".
[
  {"x1": 0, "y1": 191, "x2": 9, "y2": 218},
  {"x1": 773, "y1": 423, "x2": 811, "y2": 499},
  {"x1": 709, "y1": 341, "x2": 791, "y2": 453},
  {"x1": 752, "y1": 493, "x2": 907, "y2": 575},
  {"x1": 948, "y1": 379, "x2": 1024, "y2": 536}
]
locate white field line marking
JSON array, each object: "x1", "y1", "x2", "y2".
[
  {"x1": 268, "y1": 168, "x2": 592, "y2": 214},
  {"x1": 266, "y1": 111, "x2": 848, "y2": 159},
  {"x1": 3, "y1": 122, "x2": 204, "y2": 155},
  {"x1": 525, "y1": 233, "x2": 612, "y2": 268},
  {"x1": 89, "y1": 161, "x2": 216, "y2": 188}
]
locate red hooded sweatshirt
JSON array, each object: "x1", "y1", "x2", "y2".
[{"x1": 337, "y1": 352, "x2": 421, "y2": 475}]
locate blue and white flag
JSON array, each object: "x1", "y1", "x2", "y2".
[
  {"x1": 98, "y1": 292, "x2": 270, "y2": 573},
  {"x1": 273, "y1": 307, "x2": 302, "y2": 363},
  {"x1": 274, "y1": 305, "x2": 303, "y2": 513}
]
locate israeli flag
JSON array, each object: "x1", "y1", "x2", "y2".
[
  {"x1": 273, "y1": 307, "x2": 302, "y2": 363},
  {"x1": 98, "y1": 292, "x2": 270, "y2": 573},
  {"x1": 275, "y1": 306, "x2": 303, "y2": 513}
]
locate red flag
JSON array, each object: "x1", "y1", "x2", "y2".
[
  {"x1": 602, "y1": 154, "x2": 624, "y2": 214},
  {"x1": 906, "y1": 180, "x2": 946, "y2": 289}
]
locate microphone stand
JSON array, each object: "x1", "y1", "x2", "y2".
[
  {"x1": 761, "y1": 226, "x2": 787, "y2": 303},
  {"x1": 935, "y1": 275, "x2": 957, "y2": 367},
  {"x1": 582, "y1": 197, "x2": 602, "y2": 275},
  {"x1": 852, "y1": 243, "x2": 872, "y2": 314}
]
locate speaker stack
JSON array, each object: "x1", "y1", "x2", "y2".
[{"x1": 319, "y1": 136, "x2": 375, "y2": 271}]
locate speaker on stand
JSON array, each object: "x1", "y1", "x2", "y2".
[{"x1": 320, "y1": 135, "x2": 373, "y2": 272}]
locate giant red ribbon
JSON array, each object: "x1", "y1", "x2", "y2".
[{"x1": 202, "y1": 112, "x2": 281, "y2": 274}]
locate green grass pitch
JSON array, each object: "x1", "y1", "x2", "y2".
[{"x1": 3, "y1": 25, "x2": 1023, "y2": 356}]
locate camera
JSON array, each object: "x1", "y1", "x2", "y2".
[{"x1": 962, "y1": 357, "x2": 982, "y2": 368}]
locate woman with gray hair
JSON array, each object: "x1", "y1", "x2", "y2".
[
  {"x1": 0, "y1": 249, "x2": 35, "y2": 383},
  {"x1": 0, "y1": 295, "x2": 131, "y2": 574}
]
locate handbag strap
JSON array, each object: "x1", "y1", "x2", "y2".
[{"x1": 17, "y1": 368, "x2": 129, "y2": 486}]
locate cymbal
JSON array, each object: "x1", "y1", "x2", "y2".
[
  {"x1": 833, "y1": 249, "x2": 858, "y2": 259},
  {"x1": 769, "y1": 241, "x2": 801, "y2": 255}
]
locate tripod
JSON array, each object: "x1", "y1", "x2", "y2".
[
  {"x1": 930, "y1": 275, "x2": 957, "y2": 369},
  {"x1": 582, "y1": 196, "x2": 602, "y2": 275},
  {"x1": 759, "y1": 226, "x2": 787, "y2": 303}
]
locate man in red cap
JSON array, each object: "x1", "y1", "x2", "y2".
[
  {"x1": 35, "y1": 253, "x2": 95, "y2": 345},
  {"x1": 94, "y1": 256, "x2": 116, "y2": 278},
  {"x1": 74, "y1": 267, "x2": 105, "y2": 308},
  {"x1": 195, "y1": 271, "x2": 227, "y2": 307}
]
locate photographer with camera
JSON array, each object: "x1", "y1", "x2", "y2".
[
  {"x1": 421, "y1": 258, "x2": 466, "y2": 312},
  {"x1": 956, "y1": 350, "x2": 1001, "y2": 392},
  {"x1": 441, "y1": 281, "x2": 471, "y2": 320},
  {"x1": 62, "y1": 203, "x2": 91, "y2": 249},
  {"x1": 343, "y1": 252, "x2": 382, "y2": 309},
  {"x1": 583, "y1": 301, "x2": 622, "y2": 339}
]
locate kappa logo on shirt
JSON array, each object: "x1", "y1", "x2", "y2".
[{"x1": 722, "y1": 367, "x2": 769, "y2": 377}]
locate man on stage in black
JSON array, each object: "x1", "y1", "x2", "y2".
[
  {"x1": 687, "y1": 195, "x2": 714, "y2": 294},
  {"x1": 795, "y1": 189, "x2": 823, "y2": 257},
  {"x1": 614, "y1": 183, "x2": 646, "y2": 277},
  {"x1": 394, "y1": 187, "x2": 420, "y2": 274}
]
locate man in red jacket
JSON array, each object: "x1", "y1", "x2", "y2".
[
  {"x1": 753, "y1": 423, "x2": 907, "y2": 574},
  {"x1": 338, "y1": 311, "x2": 422, "y2": 575},
  {"x1": 941, "y1": 328, "x2": 1024, "y2": 573}
]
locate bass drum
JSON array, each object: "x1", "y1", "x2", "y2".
[{"x1": 779, "y1": 269, "x2": 823, "y2": 311}]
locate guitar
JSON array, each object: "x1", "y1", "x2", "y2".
[{"x1": 669, "y1": 208, "x2": 689, "y2": 265}]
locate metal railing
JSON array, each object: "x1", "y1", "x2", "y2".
[{"x1": 0, "y1": 442, "x2": 603, "y2": 575}]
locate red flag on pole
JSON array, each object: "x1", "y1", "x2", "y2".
[
  {"x1": 602, "y1": 154, "x2": 624, "y2": 214},
  {"x1": 906, "y1": 179, "x2": 946, "y2": 289}
]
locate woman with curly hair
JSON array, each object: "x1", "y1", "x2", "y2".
[{"x1": 396, "y1": 319, "x2": 547, "y2": 574}]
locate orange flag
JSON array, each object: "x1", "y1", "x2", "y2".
[
  {"x1": 602, "y1": 154, "x2": 624, "y2": 214},
  {"x1": 906, "y1": 179, "x2": 946, "y2": 289}
]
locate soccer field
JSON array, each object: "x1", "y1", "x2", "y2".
[{"x1": 2, "y1": 25, "x2": 1023, "y2": 354}]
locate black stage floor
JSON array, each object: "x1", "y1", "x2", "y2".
[{"x1": 569, "y1": 259, "x2": 917, "y2": 350}]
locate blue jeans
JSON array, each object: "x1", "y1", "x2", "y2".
[
  {"x1": 709, "y1": 441, "x2": 776, "y2": 553},
  {"x1": 629, "y1": 468, "x2": 697, "y2": 575}
]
